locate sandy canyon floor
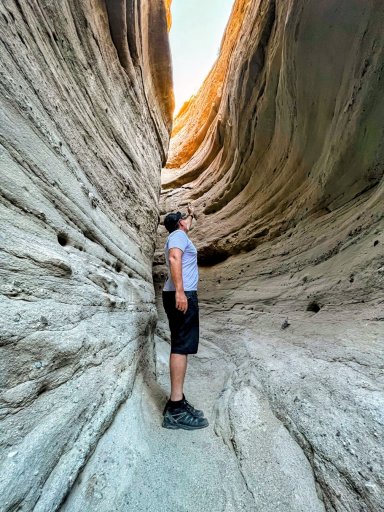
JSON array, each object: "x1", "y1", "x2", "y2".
[{"x1": 60, "y1": 298, "x2": 383, "y2": 511}]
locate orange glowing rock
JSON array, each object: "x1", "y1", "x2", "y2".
[{"x1": 167, "y1": 0, "x2": 250, "y2": 169}]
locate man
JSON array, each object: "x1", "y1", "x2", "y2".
[{"x1": 161, "y1": 204, "x2": 209, "y2": 430}]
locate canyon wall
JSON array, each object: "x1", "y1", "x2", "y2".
[
  {"x1": 0, "y1": 1, "x2": 172, "y2": 510},
  {"x1": 0, "y1": 0, "x2": 383, "y2": 510},
  {"x1": 161, "y1": 0, "x2": 384, "y2": 309},
  {"x1": 156, "y1": 1, "x2": 384, "y2": 510}
]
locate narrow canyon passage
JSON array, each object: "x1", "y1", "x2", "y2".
[
  {"x1": 61, "y1": 166, "x2": 383, "y2": 512},
  {"x1": 60, "y1": 308, "x2": 327, "y2": 511},
  {"x1": 1, "y1": 1, "x2": 383, "y2": 511}
]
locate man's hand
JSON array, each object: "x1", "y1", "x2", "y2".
[
  {"x1": 175, "y1": 290, "x2": 188, "y2": 313},
  {"x1": 187, "y1": 203, "x2": 195, "y2": 218}
]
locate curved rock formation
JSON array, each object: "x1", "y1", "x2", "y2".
[
  {"x1": 1, "y1": 0, "x2": 383, "y2": 510},
  {"x1": 0, "y1": 1, "x2": 172, "y2": 509},
  {"x1": 155, "y1": 0, "x2": 384, "y2": 510},
  {"x1": 165, "y1": 0, "x2": 384, "y2": 281},
  {"x1": 167, "y1": 0, "x2": 247, "y2": 169}
]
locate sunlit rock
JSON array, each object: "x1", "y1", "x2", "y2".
[{"x1": 156, "y1": 1, "x2": 384, "y2": 510}]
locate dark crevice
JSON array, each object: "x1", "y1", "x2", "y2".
[
  {"x1": 198, "y1": 247, "x2": 230, "y2": 267},
  {"x1": 57, "y1": 232, "x2": 68, "y2": 247},
  {"x1": 307, "y1": 301, "x2": 321, "y2": 313}
]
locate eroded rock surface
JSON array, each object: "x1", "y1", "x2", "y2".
[
  {"x1": 0, "y1": 1, "x2": 172, "y2": 510},
  {"x1": 155, "y1": 0, "x2": 384, "y2": 511},
  {"x1": 165, "y1": 0, "x2": 384, "y2": 276},
  {"x1": 59, "y1": 321, "x2": 326, "y2": 512},
  {"x1": 1, "y1": 0, "x2": 383, "y2": 511}
]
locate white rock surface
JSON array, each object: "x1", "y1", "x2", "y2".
[
  {"x1": 60, "y1": 326, "x2": 325, "y2": 512},
  {"x1": 1, "y1": 0, "x2": 383, "y2": 511},
  {"x1": 0, "y1": 0, "x2": 172, "y2": 509}
]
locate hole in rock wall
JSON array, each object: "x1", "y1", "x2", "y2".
[
  {"x1": 306, "y1": 301, "x2": 321, "y2": 313},
  {"x1": 114, "y1": 261, "x2": 122, "y2": 273},
  {"x1": 198, "y1": 247, "x2": 230, "y2": 267},
  {"x1": 57, "y1": 232, "x2": 68, "y2": 246}
]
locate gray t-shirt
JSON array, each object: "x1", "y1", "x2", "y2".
[{"x1": 163, "y1": 230, "x2": 199, "y2": 291}]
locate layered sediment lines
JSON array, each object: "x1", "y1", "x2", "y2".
[
  {"x1": 0, "y1": 1, "x2": 172, "y2": 510},
  {"x1": 164, "y1": 0, "x2": 384, "y2": 303},
  {"x1": 155, "y1": 0, "x2": 384, "y2": 510},
  {"x1": 1, "y1": 0, "x2": 383, "y2": 510}
]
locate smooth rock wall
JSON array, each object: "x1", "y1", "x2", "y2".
[
  {"x1": 155, "y1": 1, "x2": 384, "y2": 510},
  {"x1": 0, "y1": 1, "x2": 172, "y2": 510},
  {"x1": 164, "y1": 0, "x2": 384, "y2": 284}
]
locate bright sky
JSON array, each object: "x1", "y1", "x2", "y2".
[{"x1": 169, "y1": 0, "x2": 234, "y2": 116}]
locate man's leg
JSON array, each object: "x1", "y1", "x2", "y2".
[
  {"x1": 163, "y1": 353, "x2": 208, "y2": 429},
  {"x1": 170, "y1": 353, "x2": 187, "y2": 401}
]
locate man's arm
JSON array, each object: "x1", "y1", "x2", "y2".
[{"x1": 169, "y1": 248, "x2": 188, "y2": 313}]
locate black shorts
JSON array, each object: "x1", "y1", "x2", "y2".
[{"x1": 162, "y1": 291, "x2": 199, "y2": 354}]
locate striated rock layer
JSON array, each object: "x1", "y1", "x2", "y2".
[
  {"x1": 1, "y1": 0, "x2": 383, "y2": 510},
  {"x1": 155, "y1": 0, "x2": 384, "y2": 510},
  {"x1": 0, "y1": 1, "x2": 172, "y2": 510},
  {"x1": 165, "y1": 0, "x2": 384, "y2": 278}
]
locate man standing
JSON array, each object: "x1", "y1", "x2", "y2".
[{"x1": 162, "y1": 204, "x2": 208, "y2": 430}]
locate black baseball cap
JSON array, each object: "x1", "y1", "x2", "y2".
[{"x1": 164, "y1": 211, "x2": 187, "y2": 233}]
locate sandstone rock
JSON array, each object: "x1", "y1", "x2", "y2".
[
  {"x1": 1, "y1": 0, "x2": 383, "y2": 510},
  {"x1": 164, "y1": 0, "x2": 384, "y2": 289},
  {"x1": 155, "y1": 1, "x2": 384, "y2": 511},
  {"x1": 0, "y1": 0, "x2": 171, "y2": 509}
]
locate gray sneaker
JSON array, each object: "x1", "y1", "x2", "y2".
[{"x1": 162, "y1": 407, "x2": 209, "y2": 430}]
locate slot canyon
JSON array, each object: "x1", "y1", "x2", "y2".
[{"x1": 0, "y1": 0, "x2": 383, "y2": 511}]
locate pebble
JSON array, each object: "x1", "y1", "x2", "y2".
[{"x1": 281, "y1": 318, "x2": 290, "y2": 329}]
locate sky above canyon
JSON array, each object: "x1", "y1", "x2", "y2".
[{"x1": 169, "y1": 0, "x2": 234, "y2": 116}]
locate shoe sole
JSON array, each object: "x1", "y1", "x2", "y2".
[
  {"x1": 162, "y1": 421, "x2": 209, "y2": 430},
  {"x1": 163, "y1": 406, "x2": 204, "y2": 418},
  {"x1": 163, "y1": 411, "x2": 204, "y2": 418}
]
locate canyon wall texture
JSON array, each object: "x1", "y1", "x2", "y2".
[
  {"x1": 0, "y1": 1, "x2": 172, "y2": 510},
  {"x1": 165, "y1": 0, "x2": 384, "y2": 283},
  {"x1": 155, "y1": 0, "x2": 384, "y2": 510},
  {"x1": 161, "y1": 0, "x2": 384, "y2": 312},
  {"x1": 1, "y1": 0, "x2": 383, "y2": 510}
]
